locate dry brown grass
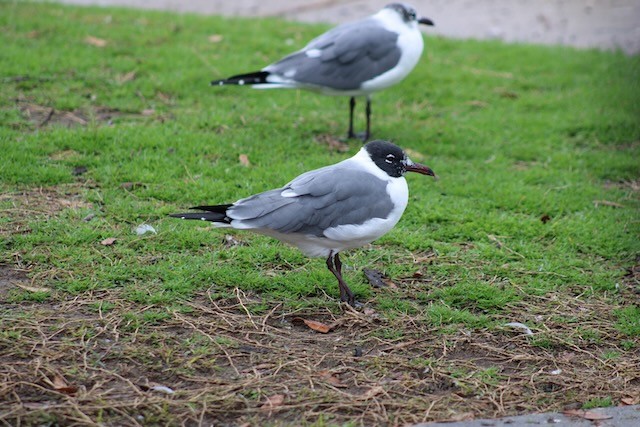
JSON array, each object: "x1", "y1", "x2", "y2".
[{"x1": 1, "y1": 283, "x2": 639, "y2": 426}]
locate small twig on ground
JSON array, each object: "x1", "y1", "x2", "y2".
[{"x1": 235, "y1": 287, "x2": 259, "y2": 330}]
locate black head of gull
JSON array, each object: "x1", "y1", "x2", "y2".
[
  {"x1": 365, "y1": 139, "x2": 436, "y2": 178},
  {"x1": 170, "y1": 140, "x2": 436, "y2": 307},
  {"x1": 211, "y1": 4, "x2": 435, "y2": 141},
  {"x1": 384, "y1": 3, "x2": 435, "y2": 26}
]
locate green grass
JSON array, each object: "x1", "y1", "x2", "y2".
[
  {"x1": 2, "y1": 1, "x2": 639, "y2": 318},
  {"x1": 1, "y1": 3, "x2": 639, "y2": 423},
  {"x1": 615, "y1": 306, "x2": 640, "y2": 336},
  {"x1": 582, "y1": 396, "x2": 614, "y2": 409}
]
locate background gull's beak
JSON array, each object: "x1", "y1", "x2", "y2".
[{"x1": 418, "y1": 17, "x2": 435, "y2": 26}]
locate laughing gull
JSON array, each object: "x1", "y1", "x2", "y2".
[
  {"x1": 211, "y1": 3, "x2": 434, "y2": 140},
  {"x1": 170, "y1": 140, "x2": 436, "y2": 306}
]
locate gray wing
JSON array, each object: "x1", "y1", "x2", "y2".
[
  {"x1": 264, "y1": 19, "x2": 401, "y2": 90},
  {"x1": 227, "y1": 166, "x2": 394, "y2": 237}
]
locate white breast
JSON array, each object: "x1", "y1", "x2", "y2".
[
  {"x1": 265, "y1": 176, "x2": 408, "y2": 259},
  {"x1": 322, "y1": 177, "x2": 408, "y2": 244},
  {"x1": 360, "y1": 11, "x2": 425, "y2": 93}
]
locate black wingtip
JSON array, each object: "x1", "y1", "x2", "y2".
[
  {"x1": 210, "y1": 71, "x2": 270, "y2": 87},
  {"x1": 169, "y1": 204, "x2": 233, "y2": 223},
  {"x1": 190, "y1": 204, "x2": 232, "y2": 213},
  {"x1": 169, "y1": 212, "x2": 229, "y2": 222}
]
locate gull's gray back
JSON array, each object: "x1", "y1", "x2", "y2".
[
  {"x1": 265, "y1": 19, "x2": 401, "y2": 91},
  {"x1": 228, "y1": 166, "x2": 394, "y2": 236}
]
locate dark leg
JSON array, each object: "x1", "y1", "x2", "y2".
[
  {"x1": 364, "y1": 96, "x2": 371, "y2": 141},
  {"x1": 336, "y1": 253, "x2": 355, "y2": 305},
  {"x1": 326, "y1": 253, "x2": 346, "y2": 302},
  {"x1": 347, "y1": 96, "x2": 356, "y2": 139},
  {"x1": 334, "y1": 252, "x2": 343, "y2": 276},
  {"x1": 325, "y1": 251, "x2": 355, "y2": 306}
]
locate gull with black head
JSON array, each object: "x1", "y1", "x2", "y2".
[
  {"x1": 170, "y1": 140, "x2": 437, "y2": 306},
  {"x1": 211, "y1": 3, "x2": 434, "y2": 140}
]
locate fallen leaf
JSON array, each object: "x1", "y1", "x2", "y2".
[
  {"x1": 14, "y1": 283, "x2": 51, "y2": 293},
  {"x1": 157, "y1": 92, "x2": 172, "y2": 102},
  {"x1": 300, "y1": 319, "x2": 331, "y2": 333},
  {"x1": 361, "y1": 386, "x2": 384, "y2": 399},
  {"x1": 363, "y1": 307, "x2": 377, "y2": 316},
  {"x1": 559, "y1": 351, "x2": 577, "y2": 362},
  {"x1": 404, "y1": 148, "x2": 426, "y2": 161},
  {"x1": 292, "y1": 317, "x2": 336, "y2": 333},
  {"x1": 51, "y1": 374, "x2": 78, "y2": 395},
  {"x1": 465, "y1": 100, "x2": 489, "y2": 108},
  {"x1": 562, "y1": 409, "x2": 613, "y2": 421},
  {"x1": 52, "y1": 375, "x2": 65, "y2": 389},
  {"x1": 208, "y1": 34, "x2": 223, "y2": 43},
  {"x1": 314, "y1": 134, "x2": 349, "y2": 152},
  {"x1": 61, "y1": 111, "x2": 87, "y2": 125},
  {"x1": 445, "y1": 412, "x2": 475, "y2": 422},
  {"x1": 363, "y1": 268, "x2": 396, "y2": 288},
  {"x1": 495, "y1": 88, "x2": 518, "y2": 99},
  {"x1": 621, "y1": 396, "x2": 638, "y2": 405},
  {"x1": 120, "y1": 181, "x2": 145, "y2": 190},
  {"x1": 318, "y1": 370, "x2": 347, "y2": 388},
  {"x1": 101, "y1": 237, "x2": 116, "y2": 246},
  {"x1": 413, "y1": 251, "x2": 437, "y2": 264},
  {"x1": 85, "y1": 35, "x2": 107, "y2": 47},
  {"x1": 117, "y1": 70, "x2": 136, "y2": 84},
  {"x1": 260, "y1": 394, "x2": 284, "y2": 412},
  {"x1": 239, "y1": 154, "x2": 250, "y2": 167}
]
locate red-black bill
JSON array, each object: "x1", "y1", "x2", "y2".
[{"x1": 405, "y1": 161, "x2": 437, "y2": 179}]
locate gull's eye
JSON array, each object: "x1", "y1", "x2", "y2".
[{"x1": 385, "y1": 154, "x2": 395, "y2": 164}]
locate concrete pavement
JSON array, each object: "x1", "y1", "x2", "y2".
[{"x1": 56, "y1": 0, "x2": 640, "y2": 54}]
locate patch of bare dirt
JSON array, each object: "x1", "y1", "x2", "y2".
[
  {"x1": 0, "y1": 185, "x2": 93, "y2": 239},
  {"x1": 14, "y1": 99, "x2": 163, "y2": 129},
  {"x1": 603, "y1": 178, "x2": 640, "y2": 193},
  {"x1": 18, "y1": 102, "x2": 124, "y2": 128},
  {"x1": 622, "y1": 256, "x2": 640, "y2": 295},
  {"x1": 1, "y1": 287, "x2": 638, "y2": 426},
  {"x1": 314, "y1": 133, "x2": 350, "y2": 153},
  {"x1": 0, "y1": 265, "x2": 31, "y2": 299}
]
